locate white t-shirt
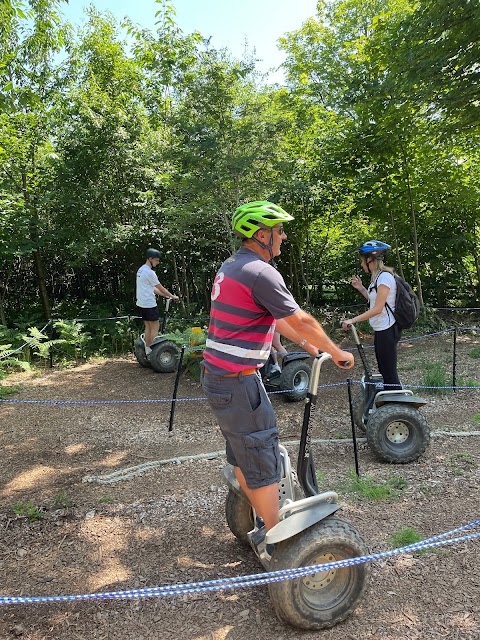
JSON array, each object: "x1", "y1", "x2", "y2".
[
  {"x1": 368, "y1": 271, "x2": 396, "y2": 331},
  {"x1": 136, "y1": 264, "x2": 160, "y2": 308}
]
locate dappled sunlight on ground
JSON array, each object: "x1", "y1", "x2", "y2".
[{"x1": 1, "y1": 465, "x2": 59, "y2": 496}]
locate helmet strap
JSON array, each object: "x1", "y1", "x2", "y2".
[{"x1": 252, "y1": 229, "x2": 276, "y2": 266}]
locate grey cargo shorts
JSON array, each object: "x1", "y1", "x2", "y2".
[{"x1": 202, "y1": 370, "x2": 281, "y2": 489}]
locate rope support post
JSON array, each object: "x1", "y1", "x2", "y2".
[
  {"x1": 347, "y1": 378, "x2": 360, "y2": 477},
  {"x1": 168, "y1": 345, "x2": 185, "y2": 432}
]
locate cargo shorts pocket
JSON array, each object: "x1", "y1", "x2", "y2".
[
  {"x1": 204, "y1": 389, "x2": 232, "y2": 409},
  {"x1": 242, "y1": 427, "x2": 281, "y2": 487}
]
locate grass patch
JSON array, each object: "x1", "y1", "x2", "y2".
[
  {"x1": 53, "y1": 492, "x2": 73, "y2": 508},
  {"x1": 472, "y1": 413, "x2": 480, "y2": 424},
  {"x1": 97, "y1": 496, "x2": 114, "y2": 503},
  {"x1": 340, "y1": 469, "x2": 407, "y2": 501},
  {"x1": 446, "y1": 452, "x2": 477, "y2": 475},
  {"x1": 456, "y1": 376, "x2": 480, "y2": 388},
  {"x1": 389, "y1": 526, "x2": 423, "y2": 549},
  {"x1": 468, "y1": 347, "x2": 480, "y2": 359},
  {"x1": 421, "y1": 363, "x2": 451, "y2": 395},
  {"x1": 12, "y1": 501, "x2": 44, "y2": 522},
  {"x1": 0, "y1": 384, "x2": 19, "y2": 399}
]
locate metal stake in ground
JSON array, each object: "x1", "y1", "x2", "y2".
[
  {"x1": 168, "y1": 345, "x2": 185, "y2": 432},
  {"x1": 347, "y1": 378, "x2": 360, "y2": 477}
]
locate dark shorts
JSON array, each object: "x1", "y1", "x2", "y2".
[
  {"x1": 202, "y1": 371, "x2": 281, "y2": 490},
  {"x1": 137, "y1": 306, "x2": 160, "y2": 321}
]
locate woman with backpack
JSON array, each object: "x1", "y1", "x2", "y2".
[{"x1": 341, "y1": 240, "x2": 402, "y2": 390}]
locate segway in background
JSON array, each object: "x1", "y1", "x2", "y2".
[
  {"x1": 224, "y1": 353, "x2": 370, "y2": 630},
  {"x1": 349, "y1": 324, "x2": 430, "y2": 463},
  {"x1": 134, "y1": 298, "x2": 180, "y2": 373},
  {"x1": 261, "y1": 351, "x2": 312, "y2": 402}
]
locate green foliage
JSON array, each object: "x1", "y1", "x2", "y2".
[
  {"x1": 11, "y1": 501, "x2": 44, "y2": 522},
  {"x1": 0, "y1": 0, "x2": 479, "y2": 322},
  {"x1": 421, "y1": 362, "x2": 451, "y2": 395},
  {"x1": 0, "y1": 346, "x2": 31, "y2": 378},
  {"x1": 315, "y1": 469, "x2": 327, "y2": 487},
  {"x1": 21, "y1": 326, "x2": 66, "y2": 365},
  {"x1": 0, "y1": 383, "x2": 19, "y2": 398},
  {"x1": 163, "y1": 325, "x2": 206, "y2": 378},
  {"x1": 388, "y1": 527, "x2": 424, "y2": 549},
  {"x1": 52, "y1": 320, "x2": 92, "y2": 362},
  {"x1": 446, "y1": 453, "x2": 477, "y2": 476},
  {"x1": 340, "y1": 468, "x2": 407, "y2": 501},
  {"x1": 456, "y1": 376, "x2": 480, "y2": 389},
  {"x1": 53, "y1": 492, "x2": 73, "y2": 508}
]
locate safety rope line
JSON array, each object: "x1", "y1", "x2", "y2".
[
  {"x1": 0, "y1": 320, "x2": 53, "y2": 361},
  {"x1": 1, "y1": 519, "x2": 478, "y2": 605},
  {"x1": 2, "y1": 378, "x2": 480, "y2": 405}
]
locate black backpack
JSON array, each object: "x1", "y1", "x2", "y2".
[{"x1": 373, "y1": 272, "x2": 420, "y2": 330}]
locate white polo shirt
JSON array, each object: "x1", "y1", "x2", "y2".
[{"x1": 136, "y1": 264, "x2": 160, "y2": 308}]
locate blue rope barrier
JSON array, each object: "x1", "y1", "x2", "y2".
[
  {"x1": 1, "y1": 519, "x2": 478, "y2": 605},
  {"x1": 2, "y1": 378, "x2": 480, "y2": 405}
]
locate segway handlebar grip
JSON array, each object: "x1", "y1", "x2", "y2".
[{"x1": 349, "y1": 323, "x2": 361, "y2": 345}]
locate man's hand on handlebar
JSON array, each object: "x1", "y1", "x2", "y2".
[
  {"x1": 333, "y1": 350, "x2": 354, "y2": 369},
  {"x1": 341, "y1": 319, "x2": 354, "y2": 331}
]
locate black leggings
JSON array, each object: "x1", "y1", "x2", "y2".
[{"x1": 374, "y1": 324, "x2": 402, "y2": 390}]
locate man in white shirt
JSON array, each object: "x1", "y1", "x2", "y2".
[{"x1": 136, "y1": 248, "x2": 179, "y2": 355}]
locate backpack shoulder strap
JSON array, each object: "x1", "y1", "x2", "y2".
[{"x1": 373, "y1": 271, "x2": 396, "y2": 319}]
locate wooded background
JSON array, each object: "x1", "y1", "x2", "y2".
[{"x1": 1, "y1": 0, "x2": 479, "y2": 327}]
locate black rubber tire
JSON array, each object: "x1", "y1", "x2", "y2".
[
  {"x1": 134, "y1": 337, "x2": 150, "y2": 368},
  {"x1": 268, "y1": 515, "x2": 370, "y2": 630},
  {"x1": 225, "y1": 490, "x2": 254, "y2": 545},
  {"x1": 148, "y1": 341, "x2": 180, "y2": 373},
  {"x1": 280, "y1": 360, "x2": 311, "y2": 402},
  {"x1": 351, "y1": 390, "x2": 366, "y2": 433},
  {"x1": 366, "y1": 403, "x2": 430, "y2": 464}
]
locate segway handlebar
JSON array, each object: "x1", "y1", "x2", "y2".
[
  {"x1": 347, "y1": 323, "x2": 372, "y2": 378},
  {"x1": 348, "y1": 322, "x2": 361, "y2": 345}
]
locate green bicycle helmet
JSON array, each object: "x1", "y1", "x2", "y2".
[{"x1": 232, "y1": 201, "x2": 294, "y2": 238}]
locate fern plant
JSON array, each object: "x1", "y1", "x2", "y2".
[
  {"x1": 53, "y1": 320, "x2": 91, "y2": 362},
  {"x1": 21, "y1": 327, "x2": 65, "y2": 368},
  {"x1": 0, "y1": 344, "x2": 31, "y2": 379}
]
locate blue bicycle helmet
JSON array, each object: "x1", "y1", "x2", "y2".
[{"x1": 358, "y1": 240, "x2": 391, "y2": 257}]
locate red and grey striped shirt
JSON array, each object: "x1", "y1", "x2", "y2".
[{"x1": 202, "y1": 247, "x2": 300, "y2": 375}]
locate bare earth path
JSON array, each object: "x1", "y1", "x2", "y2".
[{"x1": 1, "y1": 332, "x2": 479, "y2": 639}]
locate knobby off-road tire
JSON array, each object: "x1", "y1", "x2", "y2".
[
  {"x1": 280, "y1": 360, "x2": 311, "y2": 403},
  {"x1": 148, "y1": 341, "x2": 180, "y2": 373},
  {"x1": 225, "y1": 490, "x2": 254, "y2": 546},
  {"x1": 134, "y1": 338, "x2": 150, "y2": 368},
  {"x1": 351, "y1": 390, "x2": 366, "y2": 433},
  {"x1": 366, "y1": 403, "x2": 430, "y2": 464},
  {"x1": 268, "y1": 515, "x2": 370, "y2": 630}
]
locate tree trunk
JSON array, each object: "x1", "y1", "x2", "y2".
[
  {"x1": 32, "y1": 249, "x2": 51, "y2": 319},
  {"x1": 400, "y1": 148, "x2": 424, "y2": 306},
  {"x1": 22, "y1": 170, "x2": 51, "y2": 320},
  {"x1": 387, "y1": 205, "x2": 405, "y2": 279},
  {"x1": 472, "y1": 241, "x2": 480, "y2": 303}
]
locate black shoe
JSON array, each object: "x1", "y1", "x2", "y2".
[{"x1": 249, "y1": 525, "x2": 266, "y2": 547}]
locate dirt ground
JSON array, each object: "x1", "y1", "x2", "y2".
[{"x1": 0, "y1": 331, "x2": 479, "y2": 640}]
